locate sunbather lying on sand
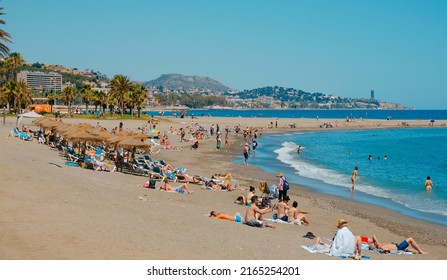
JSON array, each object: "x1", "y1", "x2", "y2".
[
  {"x1": 368, "y1": 235, "x2": 426, "y2": 254},
  {"x1": 209, "y1": 211, "x2": 244, "y2": 223},
  {"x1": 159, "y1": 179, "x2": 193, "y2": 194},
  {"x1": 207, "y1": 180, "x2": 237, "y2": 191}
]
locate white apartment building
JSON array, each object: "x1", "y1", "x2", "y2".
[{"x1": 17, "y1": 71, "x2": 63, "y2": 92}]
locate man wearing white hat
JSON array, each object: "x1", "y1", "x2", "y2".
[{"x1": 329, "y1": 218, "x2": 357, "y2": 257}]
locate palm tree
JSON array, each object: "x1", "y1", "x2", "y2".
[
  {"x1": 4, "y1": 52, "x2": 24, "y2": 81},
  {"x1": 2, "y1": 80, "x2": 17, "y2": 113},
  {"x1": 108, "y1": 74, "x2": 133, "y2": 115},
  {"x1": 62, "y1": 85, "x2": 77, "y2": 117},
  {"x1": 92, "y1": 90, "x2": 107, "y2": 115},
  {"x1": 0, "y1": 7, "x2": 12, "y2": 59},
  {"x1": 45, "y1": 90, "x2": 60, "y2": 113},
  {"x1": 15, "y1": 81, "x2": 31, "y2": 114},
  {"x1": 80, "y1": 84, "x2": 93, "y2": 114},
  {"x1": 132, "y1": 84, "x2": 147, "y2": 118}
]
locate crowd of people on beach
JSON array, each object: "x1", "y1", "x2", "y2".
[{"x1": 10, "y1": 116, "x2": 431, "y2": 260}]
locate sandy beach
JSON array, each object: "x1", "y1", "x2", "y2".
[{"x1": 1, "y1": 115, "x2": 446, "y2": 260}]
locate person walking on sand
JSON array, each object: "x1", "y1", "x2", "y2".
[
  {"x1": 243, "y1": 143, "x2": 249, "y2": 165},
  {"x1": 216, "y1": 132, "x2": 222, "y2": 150},
  {"x1": 276, "y1": 172, "x2": 288, "y2": 201},
  {"x1": 350, "y1": 166, "x2": 358, "y2": 192},
  {"x1": 425, "y1": 176, "x2": 433, "y2": 192}
]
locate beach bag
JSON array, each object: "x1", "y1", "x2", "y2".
[
  {"x1": 143, "y1": 179, "x2": 156, "y2": 189},
  {"x1": 283, "y1": 177, "x2": 290, "y2": 191},
  {"x1": 260, "y1": 197, "x2": 271, "y2": 209},
  {"x1": 149, "y1": 179, "x2": 156, "y2": 189}
]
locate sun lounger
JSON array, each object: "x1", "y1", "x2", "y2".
[{"x1": 92, "y1": 157, "x2": 116, "y2": 172}]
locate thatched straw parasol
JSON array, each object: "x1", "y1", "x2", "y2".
[
  {"x1": 130, "y1": 132, "x2": 152, "y2": 140},
  {"x1": 105, "y1": 134, "x2": 128, "y2": 145},
  {"x1": 65, "y1": 130, "x2": 104, "y2": 143},
  {"x1": 40, "y1": 120, "x2": 64, "y2": 130},
  {"x1": 33, "y1": 117, "x2": 48, "y2": 125},
  {"x1": 117, "y1": 137, "x2": 151, "y2": 149}
]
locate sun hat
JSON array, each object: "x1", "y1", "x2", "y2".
[
  {"x1": 337, "y1": 218, "x2": 348, "y2": 228},
  {"x1": 276, "y1": 172, "x2": 283, "y2": 177}
]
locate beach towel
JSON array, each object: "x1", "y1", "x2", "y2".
[
  {"x1": 265, "y1": 218, "x2": 302, "y2": 225},
  {"x1": 301, "y1": 245, "x2": 369, "y2": 259}
]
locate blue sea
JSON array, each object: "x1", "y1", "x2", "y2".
[
  {"x1": 245, "y1": 127, "x2": 447, "y2": 227},
  {"x1": 143, "y1": 109, "x2": 447, "y2": 121}
]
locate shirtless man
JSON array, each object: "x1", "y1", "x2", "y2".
[
  {"x1": 209, "y1": 211, "x2": 244, "y2": 223},
  {"x1": 244, "y1": 196, "x2": 275, "y2": 228},
  {"x1": 288, "y1": 201, "x2": 309, "y2": 225},
  {"x1": 160, "y1": 179, "x2": 193, "y2": 194},
  {"x1": 243, "y1": 143, "x2": 249, "y2": 165},
  {"x1": 369, "y1": 235, "x2": 426, "y2": 254},
  {"x1": 274, "y1": 196, "x2": 291, "y2": 222},
  {"x1": 350, "y1": 166, "x2": 358, "y2": 192}
]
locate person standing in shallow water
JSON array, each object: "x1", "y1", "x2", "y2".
[
  {"x1": 350, "y1": 166, "x2": 358, "y2": 192},
  {"x1": 243, "y1": 143, "x2": 249, "y2": 165},
  {"x1": 425, "y1": 176, "x2": 433, "y2": 192}
]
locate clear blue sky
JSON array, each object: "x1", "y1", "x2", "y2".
[{"x1": 3, "y1": 0, "x2": 447, "y2": 109}]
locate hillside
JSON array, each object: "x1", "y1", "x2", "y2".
[
  {"x1": 226, "y1": 86, "x2": 407, "y2": 109},
  {"x1": 143, "y1": 74, "x2": 231, "y2": 93}
]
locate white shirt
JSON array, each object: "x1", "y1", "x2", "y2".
[{"x1": 329, "y1": 226, "x2": 355, "y2": 256}]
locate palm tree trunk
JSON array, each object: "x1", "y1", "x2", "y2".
[{"x1": 68, "y1": 100, "x2": 72, "y2": 117}]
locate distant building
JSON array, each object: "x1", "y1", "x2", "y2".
[
  {"x1": 17, "y1": 71, "x2": 62, "y2": 92},
  {"x1": 370, "y1": 90, "x2": 375, "y2": 99}
]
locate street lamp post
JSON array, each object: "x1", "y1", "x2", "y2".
[{"x1": 3, "y1": 106, "x2": 5, "y2": 125}]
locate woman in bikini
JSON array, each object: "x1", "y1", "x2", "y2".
[{"x1": 350, "y1": 166, "x2": 358, "y2": 192}]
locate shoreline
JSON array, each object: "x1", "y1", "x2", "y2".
[
  {"x1": 205, "y1": 124, "x2": 447, "y2": 247},
  {"x1": 1, "y1": 115, "x2": 446, "y2": 260}
]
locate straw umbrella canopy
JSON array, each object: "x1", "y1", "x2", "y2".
[
  {"x1": 54, "y1": 123, "x2": 73, "y2": 134},
  {"x1": 40, "y1": 120, "x2": 64, "y2": 130},
  {"x1": 33, "y1": 117, "x2": 49, "y2": 126},
  {"x1": 116, "y1": 137, "x2": 151, "y2": 150},
  {"x1": 105, "y1": 134, "x2": 129, "y2": 145},
  {"x1": 130, "y1": 132, "x2": 152, "y2": 140},
  {"x1": 65, "y1": 130, "x2": 104, "y2": 144},
  {"x1": 59, "y1": 125, "x2": 87, "y2": 138},
  {"x1": 33, "y1": 117, "x2": 56, "y2": 127},
  {"x1": 90, "y1": 129, "x2": 114, "y2": 140}
]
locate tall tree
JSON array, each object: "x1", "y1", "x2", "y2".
[
  {"x1": 4, "y1": 52, "x2": 24, "y2": 81},
  {"x1": 125, "y1": 84, "x2": 146, "y2": 118},
  {"x1": 109, "y1": 74, "x2": 133, "y2": 114},
  {"x1": 80, "y1": 84, "x2": 93, "y2": 114},
  {"x1": 62, "y1": 85, "x2": 77, "y2": 117},
  {"x1": 133, "y1": 85, "x2": 148, "y2": 118},
  {"x1": 2, "y1": 80, "x2": 17, "y2": 113},
  {"x1": 0, "y1": 7, "x2": 12, "y2": 59},
  {"x1": 15, "y1": 80, "x2": 31, "y2": 114}
]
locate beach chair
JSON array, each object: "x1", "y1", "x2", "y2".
[
  {"x1": 10, "y1": 127, "x2": 20, "y2": 138},
  {"x1": 67, "y1": 153, "x2": 81, "y2": 163},
  {"x1": 92, "y1": 157, "x2": 116, "y2": 172},
  {"x1": 131, "y1": 163, "x2": 151, "y2": 176},
  {"x1": 11, "y1": 127, "x2": 33, "y2": 141}
]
